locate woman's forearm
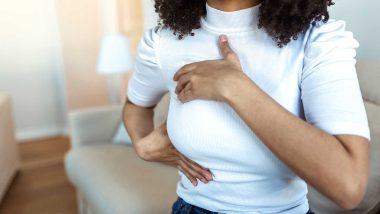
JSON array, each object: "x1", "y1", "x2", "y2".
[
  {"x1": 223, "y1": 74, "x2": 368, "y2": 210},
  {"x1": 122, "y1": 98, "x2": 156, "y2": 156}
]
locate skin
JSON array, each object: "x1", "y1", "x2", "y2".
[
  {"x1": 206, "y1": 0, "x2": 262, "y2": 11},
  {"x1": 123, "y1": 0, "x2": 369, "y2": 210}
]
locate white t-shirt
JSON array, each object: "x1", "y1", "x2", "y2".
[{"x1": 127, "y1": 2, "x2": 371, "y2": 213}]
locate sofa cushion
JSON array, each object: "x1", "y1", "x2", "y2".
[
  {"x1": 356, "y1": 60, "x2": 380, "y2": 104},
  {"x1": 153, "y1": 92, "x2": 170, "y2": 129},
  {"x1": 65, "y1": 144, "x2": 179, "y2": 214},
  {"x1": 112, "y1": 123, "x2": 132, "y2": 145},
  {"x1": 307, "y1": 101, "x2": 380, "y2": 214}
]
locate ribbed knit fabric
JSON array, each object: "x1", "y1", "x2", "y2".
[{"x1": 127, "y1": 2, "x2": 370, "y2": 213}]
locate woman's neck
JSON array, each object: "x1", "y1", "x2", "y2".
[{"x1": 206, "y1": 0, "x2": 262, "y2": 12}]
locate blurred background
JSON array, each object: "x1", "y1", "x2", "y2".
[{"x1": 0, "y1": 0, "x2": 379, "y2": 213}]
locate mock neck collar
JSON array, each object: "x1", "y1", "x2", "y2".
[{"x1": 201, "y1": 1, "x2": 261, "y2": 33}]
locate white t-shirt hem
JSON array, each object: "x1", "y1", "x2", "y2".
[{"x1": 313, "y1": 121, "x2": 371, "y2": 141}]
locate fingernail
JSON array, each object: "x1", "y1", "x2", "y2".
[
  {"x1": 220, "y1": 34, "x2": 227, "y2": 42},
  {"x1": 206, "y1": 174, "x2": 212, "y2": 180},
  {"x1": 201, "y1": 178, "x2": 206, "y2": 183},
  {"x1": 192, "y1": 181, "x2": 197, "y2": 186}
]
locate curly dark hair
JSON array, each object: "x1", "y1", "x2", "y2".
[{"x1": 154, "y1": 0, "x2": 335, "y2": 47}]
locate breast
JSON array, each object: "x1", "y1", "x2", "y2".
[{"x1": 166, "y1": 93, "x2": 295, "y2": 178}]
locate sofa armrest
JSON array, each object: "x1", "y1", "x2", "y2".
[{"x1": 69, "y1": 105, "x2": 122, "y2": 148}]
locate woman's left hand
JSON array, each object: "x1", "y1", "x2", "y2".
[{"x1": 173, "y1": 34, "x2": 248, "y2": 103}]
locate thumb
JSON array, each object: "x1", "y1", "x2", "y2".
[{"x1": 218, "y1": 34, "x2": 237, "y2": 61}]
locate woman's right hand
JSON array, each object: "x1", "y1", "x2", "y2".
[{"x1": 134, "y1": 121, "x2": 213, "y2": 186}]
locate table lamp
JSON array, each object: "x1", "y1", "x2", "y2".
[{"x1": 97, "y1": 33, "x2": 133, "y2": 104}]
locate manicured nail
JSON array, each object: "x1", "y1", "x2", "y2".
[{"x1": 220, "y1": 34, "x2": 227, "y2": 42}]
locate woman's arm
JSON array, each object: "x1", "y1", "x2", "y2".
[
  {"x1": 223, "y1": 74, "x2": 369, "y2": 210},
  {"x1": 122, "y1": 99, "x2": 155, "y2": 157},
  {"x1": 122, "y1": 99, "x2": 213, "y2": 186}
]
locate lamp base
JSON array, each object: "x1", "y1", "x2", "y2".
[{"x1": 106, "y1": 74, "x2": 122, "y2": 104}]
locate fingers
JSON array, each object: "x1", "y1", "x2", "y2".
[
  {"x1": 179, "y1": 159, "x2": 207, "y2": 185},
  {"x1": 176, "y1": 154, "x2": 213, "y2": 186},
  {"x1": 178, "y1": 89, "x2": 194, "y2": 103},
  {"x1": 177, "y1": 162, "x2": 200, "y2": 186},
  {"x1": 182, "y1": 155, "x2": 209, "y2": 171},
  {"x1": 177, "y1": 82, "x2": 192, "y2": 102},
  {"x1": 173, "y1": 63, "x2": 197, "y2": 81},
  {"x1": 218, "y1": 34, "x2": 238, "y2": 62},
  {"x1": 179, "y1": 154, "x2": 212, "y2": 181},
  {"x1": 188, "y1": 159, "x2": 212, "y2": 182},
  {"x1": 177, "y1": 164, "x2": 198, "y2": 186},
  {"x1": 175, "y1": 73, "x2": 191, "y2": 94}
]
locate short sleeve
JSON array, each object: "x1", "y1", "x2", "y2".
[
  {"x1": 127, "y1": 26, "x2": 168, "y2": 108},
  {"x1": 301, "y1": 19, "x2": 371, "y2": 141}
]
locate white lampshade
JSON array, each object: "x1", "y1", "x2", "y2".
[{"x1": 97, "y1": 34, "x2": 133, "y2": 74}]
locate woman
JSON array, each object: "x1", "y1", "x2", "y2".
[{"x1": 123, "y1": 0, "x2": 371, "y2": 213}]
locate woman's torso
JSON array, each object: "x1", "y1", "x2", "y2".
[{"x1": 157, "y1": 21, "x2": 311, "y2": 213}]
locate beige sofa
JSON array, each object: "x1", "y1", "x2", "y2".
[
  {"x1": 65, "y1": 62, "x2": 380, "y2": 214},
  {"x1": 0, "y1": 93, "x2": 20, "y2": 203}
]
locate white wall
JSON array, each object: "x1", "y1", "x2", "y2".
[
  {"x1": 330, "y1": 0, "x2": 380, "y2": 59},
  {"x1": 330, "y1": 0, "x2": 380, "y2": 99},
  {"x1": 0, "y1": 0, "x2": 67, "y2": 141},
  {"x1": 143, "y1": 0, "x2": 158, "y2": 29}
]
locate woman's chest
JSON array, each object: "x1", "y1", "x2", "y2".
[
  {"x1": 160, "y1": 31, "x2": 307, "y2": 175},
  {"x1": 159, "y1": 30, "x2": 305, "y2": 113}
]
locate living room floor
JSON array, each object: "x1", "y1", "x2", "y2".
[{"x1": 0, "y1": 137, "x2": 77, "y2": 214}]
